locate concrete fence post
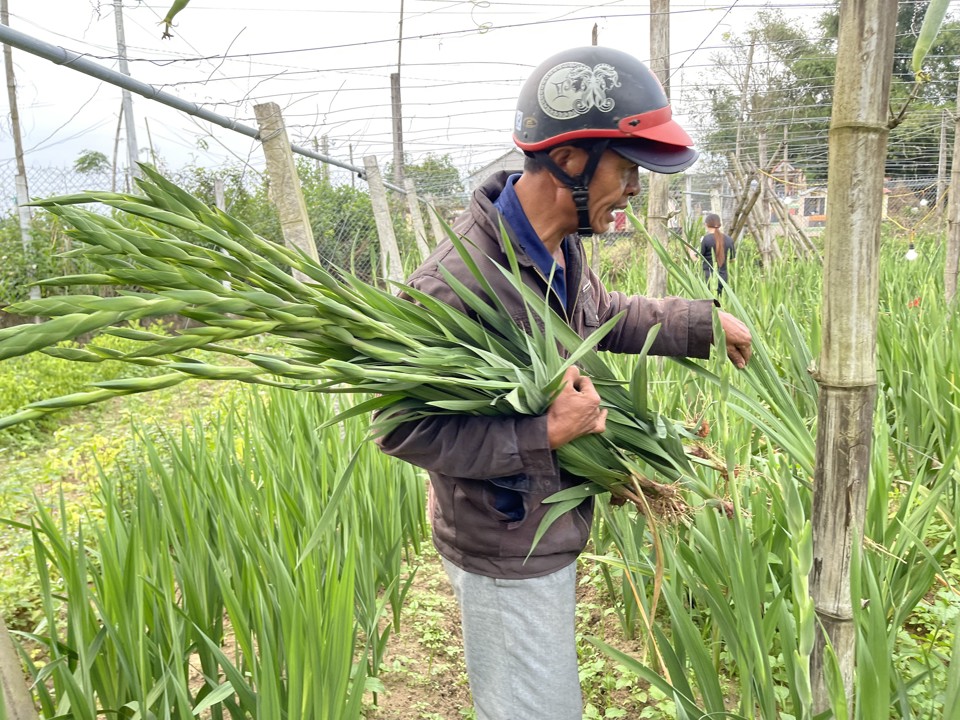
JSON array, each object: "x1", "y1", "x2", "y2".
[
  {"x1": 254, "y1": 102, "x2": 317, "y2": 282},
  {"x1": 363, "y1": 156, "x2": 404, "y2": 285}
]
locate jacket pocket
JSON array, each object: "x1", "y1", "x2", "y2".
[
  {"x1": 579, "y1": 284, "x2": 600, "y2": 330},
  {"x1": 487, "y1": 486, "x2": 527, "y2": 524}
]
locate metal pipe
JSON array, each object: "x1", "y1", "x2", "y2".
[{"x1": 0, "y1": 22, "x2": 406, "y2": 192}]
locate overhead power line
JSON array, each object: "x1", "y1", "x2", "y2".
[
  {"x1": 76, "y1": 4, "x2": 840, "y2": 66},
  {"x1": 0, "y1": 21, "x2": 406, "y2": 192}
]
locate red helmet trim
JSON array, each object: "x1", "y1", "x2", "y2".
[
  {"x1": 617, "y1": 107, "x2": 682, "y2": 138},
  {"x1": 514, "y1": 105, "x2": 693, "y2": 152}
]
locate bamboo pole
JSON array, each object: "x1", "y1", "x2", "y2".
[
  {"x1": 726, "y1": 168, "x2": 760, "y2": 243},
  {"x1": 768, "y1": 194, "x2": 803, "y2": 257},
  {"x1": 756, "y1": 130, "x2": 774, "y2": 267},
  {"x1": 733, "y1": 153, "x2": 784, "y2": 263},
  {"x1": 810, "y1": 0, "x2": 898, "y2": 713},
  {"x1": 769, "y1": 191, "x2": 819, "y2": 260},
  {"x1": 937, "y1": 109, "x2": 948, "y2": 220}
]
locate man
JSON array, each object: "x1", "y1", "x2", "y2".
[{"x1": 377, "y1": 46, "x2": 751, "y2": 720}]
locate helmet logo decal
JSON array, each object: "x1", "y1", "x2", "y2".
[{"x1": 537, "y1": 62, "x2": 620, "y2": 120}]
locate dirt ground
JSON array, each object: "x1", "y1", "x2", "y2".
[{"x1": 361, "y1": 544, "x2": 473, "y2": 719}]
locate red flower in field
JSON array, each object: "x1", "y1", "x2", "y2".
[{"x1": 908, "y1": 297, "x2": 921, "y2": 309}]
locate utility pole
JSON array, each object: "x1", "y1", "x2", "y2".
[
  {"x1": 589, "y1": 23, "x2": 601, "y2": 272},
  {"x1": 390, "y1": 0, "x2": 405, "y2": 185},
  {"x1": 114, "y1": 0, "x2": 139, "y2": 185},
  {"x1": 646, "y1": 0, "x2": 671, "y2": 297},
  {"x1": 1, "y1": 0, "x2": 39, "y2": 302}
]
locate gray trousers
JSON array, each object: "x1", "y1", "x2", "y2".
[{"x1": 441, "y1": 558, "x2": 582, "y2": 720}]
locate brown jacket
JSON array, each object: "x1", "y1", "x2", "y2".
[{"x1": 377, "y1": 172, "x2": 716, "y2": 578}]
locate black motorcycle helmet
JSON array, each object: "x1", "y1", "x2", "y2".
[{"x1": 513, "y1": 46, "x2": 698, "y2": 234}]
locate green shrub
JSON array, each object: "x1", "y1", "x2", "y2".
[{"x1": 0, "y1": 211, "x2": 107, "y2": 307}]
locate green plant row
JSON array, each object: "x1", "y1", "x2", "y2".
[
  {"x1": 581, "y1": 219, "x2": 960, "y2": 719},
  {"x1": 10, "y1": 389, "x2": 426, "y2": 720}
]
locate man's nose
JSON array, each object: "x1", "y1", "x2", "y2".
[{"x1": 625, "y1": 169, "x2": 640, "y2": 196}]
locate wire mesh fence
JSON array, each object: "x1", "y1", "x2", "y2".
[
  {"x1": 883, "y1": 176, "x2": 946, "y2": 235},
  {"x1": 0, "y1": 157, "x2": 474, "y2": 309},
  {"x1": 0, "y1": 156, "x2": 943, "y2": 315},
  {"x1": 0, "y1": 166, "x2": 118, "y2": 209}
]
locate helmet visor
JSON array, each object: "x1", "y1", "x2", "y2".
[{"x1": 609, "y1": 139, "x2": 699, "y2": 174}]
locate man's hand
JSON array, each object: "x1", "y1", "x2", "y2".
[
  {"x1": 718, "y1": 310, "x2": 752, "y2": 369},
  {"x1": 546, "y1": 366, "x2": 607, "y2": 449}
]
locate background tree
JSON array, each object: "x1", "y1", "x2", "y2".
[
  {"x1": 824, "y1": 1, "x2": 960, "y2": 177},
  {"x1": 692, "y1": 2, "x2": 960, "y2": 181},
  {"x1": 72, "y1": 150, "x2": 110, "y2": 176},
  {"x1": 691, "y1": 10, "x2": 836, "y2": 179},
  {"x1": 387, "y1": 152, "x2": 465, "y2": 225}
]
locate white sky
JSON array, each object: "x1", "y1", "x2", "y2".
[{"x1": 0, "y1": 0, "x2": 833, "y2": 180}]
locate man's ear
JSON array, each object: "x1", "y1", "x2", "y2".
[{"x1": 547, "y1": 145, "x2": 588, "y2": 178}]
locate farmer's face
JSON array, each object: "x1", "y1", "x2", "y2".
[
  {"x1": 586, "y1": 151, "x2": 641, "y2": 233},
  {"x1": 549, "y1": 146, "x2": 641, "y2": 235}
]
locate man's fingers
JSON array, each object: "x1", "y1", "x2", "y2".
[
  {"x1": 727, "y1": 343, "x2": 747, "y2": 368},
  {"x1": 719, "y1": 310, "x2": 752, "y2": 370},
  {"x1": 732, "y1": 345, "x2": 752, "y2": 369}
]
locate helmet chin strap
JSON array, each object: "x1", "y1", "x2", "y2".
[{"x1": 533, "y1": 141, "x2": 610, "y2": 236}]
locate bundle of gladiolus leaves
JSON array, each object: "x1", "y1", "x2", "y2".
[{"x1": 0, "y1": 166, "x2": 722, "y2": 542}]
